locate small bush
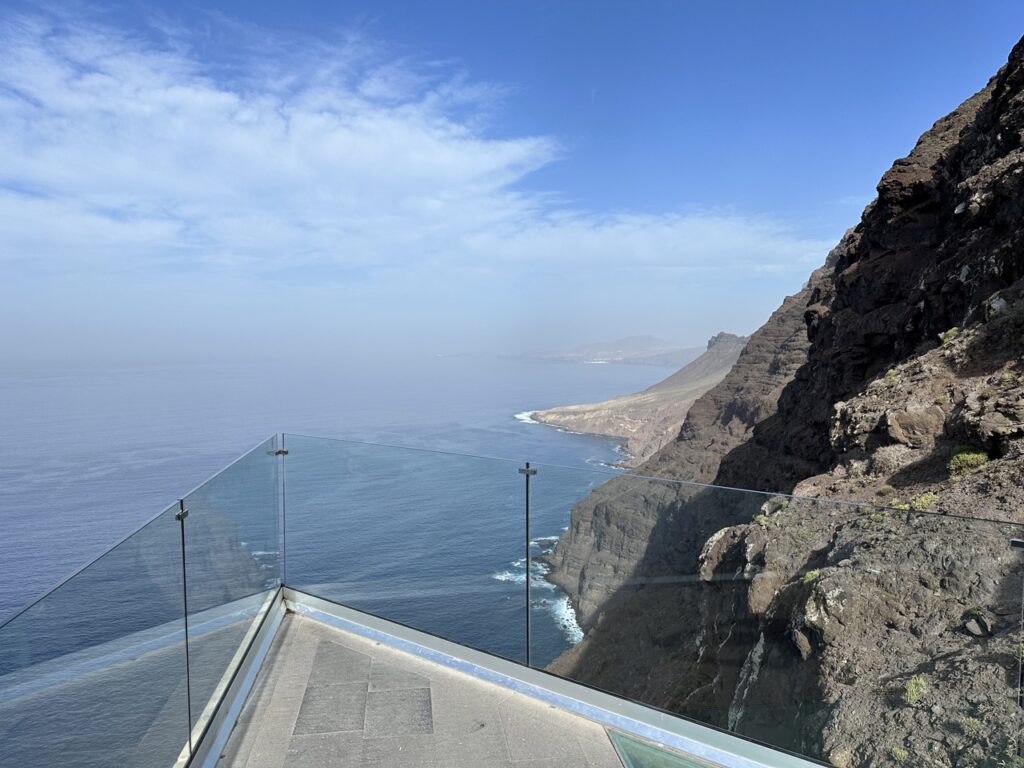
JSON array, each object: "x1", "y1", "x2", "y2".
[
  {"x1": 753, "y1": 514, "x2": 769, "y2": 527},
  {"x1": 890, "y1": 746, "x2": 909, "y2": 763},
  {"x1": 940, "y1": 327, "x2": 961, "y2": 346},
  {"x1": 959, "y1": 716, "x2": 983, "y2": 737},
  {"x1": 885, "y1": 368, "x2": 899, "y2": 386},
  {"x1": 802, "y1": 569, "x2": 821, "y2": 586},
  {"x1": 910, "y1": 492, "x2": 939, "y2": 511},
  {"x1": 904, "y1": 675, "x2": 927, "y2": 705},
  {"x1": 948, "y1": 446, "x2": 989, "y2": 478}
]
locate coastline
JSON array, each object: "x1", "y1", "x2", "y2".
[{"x1": 513, "y1": 410, "x2": 636, "y2": 468}]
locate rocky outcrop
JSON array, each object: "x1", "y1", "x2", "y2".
[
  {"x1": 533, "y1": 333, "x2": 747, "y2": 466},
  {"x1": 546, "y1": 273, "x2": 826, "y2": 629},
  {"x1": 549, "y1": 35, "x2": 1024, "y2": 768}
]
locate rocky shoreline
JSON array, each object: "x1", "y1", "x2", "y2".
[{"x1": 531, "y1": 333, "x2": 747, "y2": 467}]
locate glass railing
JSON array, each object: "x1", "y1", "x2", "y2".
[
  {"x1": 528, "y1": 462, "x2": 1024, "y2": 766},
  {"x1": 0, "y1": 436, "x2": 280, "y2": 768},
  {"x1": 283, "y1": 434, "x2": 528, "y2": 662},
  {"x1": 2, "y1": 432, "x2": 1021, "y2": 768},
  {"x1": 280, "y1": 435, "x2": 1024, "y2": 767}
]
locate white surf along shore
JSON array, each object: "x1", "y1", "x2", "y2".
[{"x1": 490, "y1": 531, "x2": 583, "y2": 645}]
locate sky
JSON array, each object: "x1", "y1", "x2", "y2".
[{"x1": 1, "y1": 1, "x2": 1022, "y2": 365}]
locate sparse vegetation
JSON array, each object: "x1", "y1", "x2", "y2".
[
  {"x1": 940, "y1": 326, "x2": 961, "y2": 346},
  {"x1": 998, "y1": 740, "x2": 1024, "y2": 768},
  {"x1": 877, "y1": 485, "x2": 895, "y2": 497},
  {"x1": 802, "y1": 569, "x2": 821, "y2": 586},
  {"x1": 959, "y1": 716, "x2": 983, "y2": 737},
  {"x1": 1000, "y1": 369, "x2": 1019, "y2": 385},
  {"x1": 890, "y1": 746, "x2": 909, "y2": 763},
  {"x1": 753, "y1": 514, "x2": 769, "y2": 527},
  {"x1": 885, "y1": 368, "x2": 899, "y2": 386},
  {"x1": 909, "y1": 492, "x2": 939, "y2": 511},
  {"x1": 948, "y1": 446, "x2": 989, "y2": 478},
  {"x1": 904, "y1": 675, "x2": 927, "y2": 706}
]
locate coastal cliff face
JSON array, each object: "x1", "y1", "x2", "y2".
[
  {"x1": 549, "y1": 36, "x2": 1024, "y2": 767},
  {"x1": 533, "y1": 333, "x2": 747, "y2": 467},
  {"x1": 546, "y1": 279, "x2": 824, "y2": 628}
]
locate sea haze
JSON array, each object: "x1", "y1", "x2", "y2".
[{"x1": 0, "y1": 356, "x2": 674, "y2": 664}]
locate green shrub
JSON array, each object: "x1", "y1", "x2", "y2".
[
  {"x1": 884, "y1": 368, "x2": 899, "y2": 386},
  {"x1": 948, "y1": 446, "x2": 989, "y2": 478},
  {"x1": 940, "y1": 327, "x2": 961, "y2": 346},
  {"x1": 959, "y1": 716, "x2": 983, "y2": 737},
  {"x1": 753, "y1": 514, "x2": 769, "y2": 527},
  {"x1": 909, "y1": 492, "x2": 939, "y2": 511},
  {"x1": 890, "y1": 746, "x2": 909, "y2": 763},
  {"x1": 802, "y1": 569, "x2": 821, "y2": 586},
  {"x1": 904, "y1": 675, "x2": 927, "y2": 705}
]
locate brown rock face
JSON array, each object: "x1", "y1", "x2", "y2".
[
  {"x1": 549, "y1": 35, "x2": 1024, "y2": 767},
  {"x1": 547, "y1": 268, "x2": 828, "y2": 630},
  {"x1": 532, "y1": 333, "x2": 747, "y2": 467}
]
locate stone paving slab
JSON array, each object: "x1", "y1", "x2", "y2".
[{"x1": 218, "y1": 614, "x2": 624, "y2": 768}]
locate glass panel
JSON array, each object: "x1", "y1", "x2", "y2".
[
  {"x1": 182, "y1": 435, "x2": 280, "y2": 740},
  {"x1": 0, "y1": 505, "x2": 190, "y2": 768},
  {"x1": 283, "y1": 434, "x2": 527, "y2": 662},
  {"x1": 531, "y1": 462, "x2": 1024, "y2": 766},
  {"x1": 609, "y1": 731, "x2": 706, "y2": 768}
]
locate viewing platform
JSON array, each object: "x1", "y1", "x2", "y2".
[{"x1": 1, "y1": 434, "x2": 1020, "y2": 768}]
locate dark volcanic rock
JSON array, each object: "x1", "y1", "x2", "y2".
[
  {"x1": 547, "y1": 262, "x2": 831, "y2": 629},
  {"x1": 550, "y1": 34, "x2": 1024, "y2": 768}
]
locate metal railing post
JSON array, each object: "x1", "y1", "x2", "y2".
[
  {"x1": 176, "y1": 499, "x2": 194, "y2": 755},
  {"x1": 275, "y1": 434, "x2": 289, "y2": 587},
  {"x1": 519, "y1": 462, "x2": 538, "y2": 667}
]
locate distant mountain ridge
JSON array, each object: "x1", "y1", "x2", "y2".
[
  {"x1": 533, "y1": 335, "x2": 704, "y2": 367},
  {"x1": 532, "y1": 332, "x2": 748, "y2": 466}
]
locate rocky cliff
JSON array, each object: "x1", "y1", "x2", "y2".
[
  {"x1": 533, "y1": 333, "x2": 747, "y2": 466},
  {"x1": 548, "y1": 35, "x2": 1024, "y2": 768}
]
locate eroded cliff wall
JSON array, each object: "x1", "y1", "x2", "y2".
[{"x1": 549, "y1": 35, "x2": 1024, "y2": 767}]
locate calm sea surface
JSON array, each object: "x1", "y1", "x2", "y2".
[{"x1": 0, "y1": 356, "x2": 672, "y2": 665}]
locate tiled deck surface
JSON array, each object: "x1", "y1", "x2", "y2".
[{"x1": 218, "y1": 614, "x2": 626, "y2": 768}]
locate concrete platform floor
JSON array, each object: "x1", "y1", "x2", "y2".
[{"x1": 218, "y1": 614, "x2": 626, "y2": 768}]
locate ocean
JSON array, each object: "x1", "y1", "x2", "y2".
[{"x1": 0, "y1": 356, "x2": 674, "y2": 666}]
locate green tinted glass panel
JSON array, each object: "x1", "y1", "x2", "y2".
[{"x1": 610, "y1": 732, "x2": 707, "y2": 768}]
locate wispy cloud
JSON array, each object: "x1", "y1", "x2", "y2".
[{"x1": 0, "y1": 9, "x2": 835, "y2": 359}]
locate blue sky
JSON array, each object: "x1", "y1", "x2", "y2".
[{"x1": 2, "y1": 2, "x2": 1022, "y2": 363}]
